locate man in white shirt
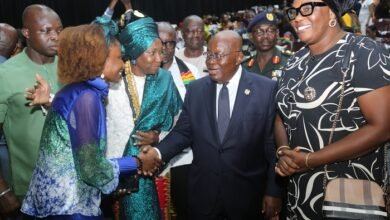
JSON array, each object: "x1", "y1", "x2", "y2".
[
  {"x1": 157, "y1": 21, "x2": 202, "y2": 220},
  {"x1": 158, "y1": 22, "x2": 202, "y2": 100},
  {"x1": 175, "y1": 15, "x2": 208, "y2": 78}
]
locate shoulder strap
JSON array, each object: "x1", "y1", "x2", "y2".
[
  {"x1": 328, "y1": 36, "x2": 355, "y2": 144},
  {"x1": 323, "y1": 36, "x2": 355, "y2": 188},
  {"x1": 340, "y1": 36, "x2": 355, "y2": 78}
]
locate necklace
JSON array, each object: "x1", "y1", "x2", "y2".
[
  {"x1": 124, "y1": 60, "x2": 140, "y2": 122},
  {"x1": 303, "y1": 86, "x2": 316, "y2": 101},
  {"x1": 302, "y1": 52, "x2": 319, "y2": 101}
]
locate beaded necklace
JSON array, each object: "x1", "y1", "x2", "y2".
[{"x1": 123, "y1": 60, "x2": 140, "y2": 122}]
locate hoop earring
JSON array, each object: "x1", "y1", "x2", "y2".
[
  {"x1": 131, "y1": 59, "x2": 136, "y2": 65},
  {"x1": 100, "y1": 73, "x2": 105, "y2": 79},
  {"x1": 329, "y1": 18, "x2": 337, "y2": 27}
]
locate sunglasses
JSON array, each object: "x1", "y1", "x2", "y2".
[{"x1": 285, "y1": 2, "x2": 328, "y2": 21}]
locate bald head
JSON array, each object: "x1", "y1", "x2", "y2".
[
  {"x1": 212, "y1": 30, "x2": 243, "y2": 51},
  {"x1": 157, "y1": 22, "x2": 176, "y2": 37},
  {"x1": 0, "y1": 23, "x2": 18, "y2": 58},
  {"x1": 182, "y1": 15, "x2": 204, "y2": 28},
  {"x1": 206, "y1": 30, "x2": 243, "y2": 83},
  {"x1": 21, "y1": 4, "x2": 62, "y2": 62},
  {"x1": 181, "y1": 15, "x2": 204, "y2": 51},
  {"x1": 22, "y1": 4, "x2": 60, "y2": 29}
]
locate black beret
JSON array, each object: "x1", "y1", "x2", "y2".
[{"x1": 247, "y1": 12, "x2": 277, "y2": 32}]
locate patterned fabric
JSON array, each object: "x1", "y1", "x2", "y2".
[
  {"x1": 106, "y1": 79, "x2": 135, "y2": 159},
  {"x1": 121, "y1": 68, "x2": 182, "y2": 220},
  {"x1": 155, "y1": 176, "x2": 172, "y2": 220},
  {"x1": 21, "y1": 78, "x2": 120, "y2": 218},
  {"x1": 176, "y1": 57, "x2": 195, "y2": 86},
  {"x1": 276, "y1": 34, "x2": 390, "y2": 219},
  {"x1": 180, "y1": 71, "x2": 195, "y2": 85},
  {"x1": 119, "y1": 17, "x2": 158, "y2": 60}
]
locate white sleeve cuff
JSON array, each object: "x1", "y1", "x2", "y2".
[{"x1": 154, "y1": 147, "x2": 162, "y2": 160}]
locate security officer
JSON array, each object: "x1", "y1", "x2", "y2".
[{"x1": 242, "y1": 11, "x2": 290, "y2": 81}]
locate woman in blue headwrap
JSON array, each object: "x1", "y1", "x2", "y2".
[
  {"x1": 102, "y1": 9, "x2": 182, "y2": 220},
  {"x1": 20, "y1": 22, "x2": 145, "y2": 219}
]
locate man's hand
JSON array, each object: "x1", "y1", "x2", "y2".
[
  {"x1": 262, "y1": 195, "x2": 282, "y2": 219},
  {"x1": 25, "y1": 74, "x2": 51, "y2": 106},
  {"x1": 137, "y1": 145, "x2": 161, "y2": 176},
  {"x1": 0, "y1": 190, "x2": 20, "y2": 216},
  {"x1": 275, "y1": 148, "x2": 307, "y2": 177},
  {"x1": 0, "y1": 174, "x2": 20, "y2": 216},
  {"x1": 132, "y1": 130, "x2": 159, "y2": 146}
]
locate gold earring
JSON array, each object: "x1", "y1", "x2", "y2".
[{"x1": 329, "y1": 18, "x2": 337, "y2": 27}]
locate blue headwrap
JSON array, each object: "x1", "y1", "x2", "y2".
[
  {"x1": 119, "y1": 17, "x2": 158, "y2": 60},
  {"x1": 92, "y1": 16, "x2": 119, "y2": 46}
]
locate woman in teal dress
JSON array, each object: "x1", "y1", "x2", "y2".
[
  {"x1": 111, "y1": 11, "x2": 182, "y2": 220},
  {"x1": 21, "y1": 22, "x2": 143, "y2": 219}
]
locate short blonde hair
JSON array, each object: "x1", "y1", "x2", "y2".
[{"x1": 58, "y1": 24, "x2": 108, "y2": 84}]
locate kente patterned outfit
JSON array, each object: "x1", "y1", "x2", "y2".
[
  {"x1": 105, "y1": 12, "x2": 182, "y2": 220},
  {"x1": 21, "y1": 78, "x2": 138, "y2": 219},
  {"x1": 276, "y1": 33, "x2": 390, "y2": 219}
]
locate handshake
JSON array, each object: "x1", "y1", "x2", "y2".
[
  {"x1": 114, "y1": 145, "x2": 161, "y2": 196},
  {"x1": 136, "y1": 145, "x2": 162, "y2": 176}
]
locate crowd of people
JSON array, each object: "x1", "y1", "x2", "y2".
[{"x1": 0, "y1": 0, "x2": 389, "y2": 219}]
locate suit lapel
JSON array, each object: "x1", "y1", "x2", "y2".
[
  {"x1": 222, "y1": 70, "x2": 252, "y2": 144},
  {"x1": 204, "y1": 78, "x2": 220, "y2": 145}
]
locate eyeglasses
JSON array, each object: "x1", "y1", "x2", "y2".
[
  {"x1": 206, "y1": 51, "x2": 241, "y2": 61},
  {"x1": 252, "y1": 28, "x2": 277, "y2": 36},
  {"x1": 285, "y1": 2, "x2": 328, "y2": 21},
  {"x1": 161, "y1": 40, "x2": 176, "y2": 49}
]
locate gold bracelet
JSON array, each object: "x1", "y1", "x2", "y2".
[
  {"x1": 305, "y1": 152, "x2": 314, "y2": 170},
  {"x1": 276, "y1": 145, "x2": 290, "y2": 159}
]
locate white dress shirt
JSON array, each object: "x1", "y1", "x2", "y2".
[
  {"x1": 176, "y1": 47, "x2": 208, "y2": 78},
  {"x1": 156, "y1": 66, "x2": 243, "y2": 164},
  {"x1": 216, "y1": 65, "x2": 242, "y2": 118},
  {"x1": 160, "y1": 58, "x2": 203, "y2": 174}
]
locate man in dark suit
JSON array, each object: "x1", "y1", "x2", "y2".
[{"x1": 141, "y1": 30, "x2": 282, "y2": 220}]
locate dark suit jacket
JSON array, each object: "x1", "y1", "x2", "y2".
[{"x1": 157, "y1": 67, "x2": 282, "y2": 216}]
